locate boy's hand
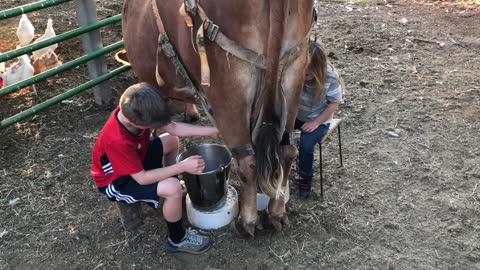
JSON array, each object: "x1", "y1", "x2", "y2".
[{"x1": 181, "y1": 155, "x2": 206, "y2": 174}]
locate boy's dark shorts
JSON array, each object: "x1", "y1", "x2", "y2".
[{"x1": 98, "y1": 137, "x2": 164, "y2": 208}]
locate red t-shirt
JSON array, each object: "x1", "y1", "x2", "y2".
[{"x1": 90, "y1": 107, "x2": 150, "y2": 187}]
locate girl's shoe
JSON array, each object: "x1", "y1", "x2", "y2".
[{"x1": 298, "y1": 177, "x2": 312, "y2": 199}]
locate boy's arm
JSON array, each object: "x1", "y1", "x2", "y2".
[
  {"x1": 131, "y1": 163, "x2": 185, "y2": 185},
  {"x1": 162, "y1": 122, "x2": 219, "y2": 137},
  {"x1": 131, "y1": 155, "x2": 205, "y2": 185}
]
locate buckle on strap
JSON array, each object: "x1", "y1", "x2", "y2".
[
  {"x1": 204, "y1": 19, "x2": 220, "y2": 41},
  {"x1": 184, "y1": 0, "x2": 198, "y2": 15}
]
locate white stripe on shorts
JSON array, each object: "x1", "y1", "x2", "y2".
[{"x1": 106, "y1": 184, "x2": 159, "y2": 208}]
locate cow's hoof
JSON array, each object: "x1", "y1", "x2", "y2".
[
  {"x1": 269, "y1": 214, "x2": 290, "y2": 231},
  {"x1": 231, "y1": 219, "x2": 255, "y2": 238},
  {"x1": 255, "y1": 218, "x2": 265, "y2": 231},
  {"x1": 259, "y1": 211, "x2": 274, "y2": 230}
]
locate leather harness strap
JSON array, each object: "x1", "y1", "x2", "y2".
[
  {"x1": 201, "y1": 20, "x2": 267, "y2": 69},
  {"x1": 189, "y1": 2, "x2": 267, "y2": 69},
  {"x1": 151, "y1": 0, "x2": 166, "y2": 87},
  {"x1": 179, "y1": 1, "x2": 266, "y2": 88},
  {"x1": 151, "y1": 0, "x2": 166, "y2": 33},
  {"x1": 151, "y1": 0, "x2": 216, "y2": 125},
  {"x1": 195, "y1": 24, "x2": 210, "y2": 86}
]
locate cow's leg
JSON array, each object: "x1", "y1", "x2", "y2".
[
  {"x1": 267, "y1": 133, "x2": 298, "y2": 230},
  {"x1": 231, "y1": 155, "x2": 258, "y2": 237}
]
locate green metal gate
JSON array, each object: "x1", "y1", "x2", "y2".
[{"x1": 0, "y1": 0, "x2": 130, "y2": 128}]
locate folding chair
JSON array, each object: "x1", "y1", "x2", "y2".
[{"x1": 318, "y1": 118, "x2": 343, "y2": 197}]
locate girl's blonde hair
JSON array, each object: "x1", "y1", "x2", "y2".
[{"x1": 308, "y1": 42, "x2": 345, "y2": 99}]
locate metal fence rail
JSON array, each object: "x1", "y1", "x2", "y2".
[
  {"x1": 0, "y1": 41, "x2": 125, "y2": 97},
  {"x1": 0, "y1": 65, "x2": 131, "y2": 128},
  {"x1": 0, "y1": 0, "x2": 127, "y2": 129},
  {"x1": 0, "y1": 14, "x2": 121, "y2": 63},
  {"x1": 0, "y1": 0, "x2": 73, "y2": 20}
]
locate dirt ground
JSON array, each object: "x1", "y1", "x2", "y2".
[{"x1": 1, "y1": 0, "x2": 479, "y2": 269}]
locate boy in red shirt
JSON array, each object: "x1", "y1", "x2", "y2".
[{"x1": 91, "y1": 82, "x2": 218, "y2": 254}]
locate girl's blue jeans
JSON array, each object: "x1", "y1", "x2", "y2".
[{"x1": 294, "y1": 118, "x2": 330, "y2": 178}]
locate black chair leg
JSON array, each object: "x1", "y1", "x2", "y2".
[
  {"x1": 338, "y1": 124, "x2": 343, "y2": 167},
  {"x1": 319, "y1": 142, "x2": 323, "y2": 197}
]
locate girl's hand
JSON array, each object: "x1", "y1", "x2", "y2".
[
  {"x1": 181, "y1": 155, "x2": 205, "y2": 174},
  {"x1": 301, "y1": 121, "x2": 320, "y2": 133}
]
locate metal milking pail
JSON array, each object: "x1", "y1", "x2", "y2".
[{"x1": 176, "y1": 144, "x2": 232, "y2": 210}]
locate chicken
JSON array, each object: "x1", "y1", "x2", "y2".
[
  {"x1": 0, "y1": 52, "x2": 8, "y2": 86},
  {"x1": 32, "y1": 50, "x2": 62, "y2": 75},
  {"x1": 0, "y1": 46, "x2": 4, "y2": 94},
  {"x1": 0, "y1": 55, "x2": 4, "y2": 100},
  {"x1": 0, "y1": 48, "x2": 9, "y2": 101},
  {"x1": 32, "y1": 19, "x2": 57, "y2": 60},
  {"x1": 16, "y1": 14, "x2": 35, "y2": 47},
  {"x1": 0, "y1": 54, "x2": 36, "y2": 95},
  {"x1": 0, "y1": 51, "x2": 4, "y2": 86},
  {"x1": 0, "y1": 57, "x2": 5, "y2": 75}
]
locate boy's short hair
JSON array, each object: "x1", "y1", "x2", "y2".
[{"x1": 119, "y1": 83, "x2": 171, "y2": 127}]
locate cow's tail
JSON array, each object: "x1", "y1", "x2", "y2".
[
  {"x1": 254, "y1": 117, "x2": 285, "y2": 199},
  {"x1": 253, "y1": 0, "x2": 288, "y2": 200}
]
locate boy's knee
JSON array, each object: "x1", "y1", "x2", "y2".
[
  {"x1": 161, "y1": 134, "x2": 180, "y2": 153},
  {"x1": 172, "y1": 135, "x2": 180, "y2": 148},
  {"x1": 169, "y1": 136, "x2": 181, "y2": 155},
  {"x1": 158, "y1": 178, "x2": 182, "y2": 198}
]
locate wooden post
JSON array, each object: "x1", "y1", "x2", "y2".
[
  {"x1": 116, "y1": 202, "x2": 143, "y2": 231},
  {"x1": 73, "y1": 0, "x2": 112, "y2": 105}
]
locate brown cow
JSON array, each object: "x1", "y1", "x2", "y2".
[{"x1": 122, "y1": 0, "x2": 314, "y2": 236}]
